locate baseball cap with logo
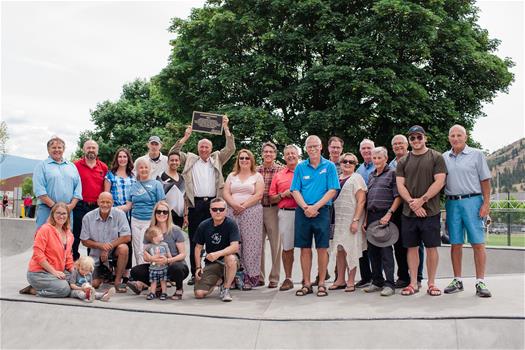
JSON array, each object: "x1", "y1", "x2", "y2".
[{"x1": 148, "y1": 136, "x2": 162, "y2": 144}]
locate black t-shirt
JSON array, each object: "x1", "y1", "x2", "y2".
[{"x1": 193, "y1": 217, "x2": 240, "y2": 264}]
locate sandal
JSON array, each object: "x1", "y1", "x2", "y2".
[
  {"x1": 401, "y1": 285, "x2": 419, "y2": 296},
  {"x1": 159, "y1": 293, "x2": 168, "y2": 300},
  {"x1": 328, "y1": 283, "x2": 347, "y2": 290},
  {"x1": 317, "y1": 285, "x2": 328, "y2": 297},
  {"x1": 146, "y1": 292, "x2": 156, "y2": 300},
  {"x1": 345, "y1": 285, "x2": 356, "y2": 292},
  {"x1": 171, "y1": 289, "x2": 183, "y2": 300},
  {"x1": 115, "y1": 283, "x2": 127, "y2": 293},
  {"x1": 126, "y1": 281, "x2": 142, "y2": 295},
  {"x1": 427, "y1": 284, "x2": 442, "y2": 297},
  {"x1": 295, "y1": 285, "x2": 313, "y2": 296}
]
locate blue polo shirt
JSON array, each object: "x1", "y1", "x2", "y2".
[
  {"x1": 443, "y1": 146, "x2": 491, "y2": 196},
  {"x1": 357, "y1": 161, "x2": 375, "y2": 184},
  {"x1": 33, "y1": 156, "x2": 82, "y2": 204},
  {"x1": 290, "y1": 157, "x2": 340, "y2": 205}
]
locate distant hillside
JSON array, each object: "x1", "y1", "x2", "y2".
[
  {"x1": 0, "y1": 154, "x2": 40, "y2": 180},
  {"x1": 487, "y1": 138, "x2": 525, "y2": 193}
]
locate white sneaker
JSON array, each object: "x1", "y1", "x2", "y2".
[
  {"x1": 221, "y1": 288, "x2": 233, "y2": 302},
  {"x1": 101, "y1": 287, "x2": 116, "y2": 302},
  {"x1": 380, "y1": 286, "x2": 395, "y2": 296}
]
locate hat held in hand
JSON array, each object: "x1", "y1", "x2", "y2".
[{"x1": 366, "y1": 220, "x2": 399, "y2": 247}]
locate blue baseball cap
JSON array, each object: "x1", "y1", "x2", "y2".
[{"x1": 407, "y1": 125, "x2": 426, "y2": 135}]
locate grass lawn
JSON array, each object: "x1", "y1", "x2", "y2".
[{"x1": 486, "y1": 234, "x2": 525, "y2": 247}]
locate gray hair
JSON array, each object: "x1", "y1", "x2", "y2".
[
  {"x1": 360, "y1": 138, "x2": 375, "y2": 149},
  {"x1": 283, "y1": 144, "x2": 299, "y2": 154},
  {"x1": 391, "y1": 134, "x2": 408, "y2": 145},
  {"x1": 261, "y1": 141, "x2": 277, "y2": 152},
  {"x1": 449, "y1": 124, "x2": 467, "y2": 136},
  {"x1": 372, "y1": 147, "x2": 388, "y2": 158}
]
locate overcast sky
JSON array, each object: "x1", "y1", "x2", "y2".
[{"x1": 2, "y1": 0, "x2": 523, "y2": 160}]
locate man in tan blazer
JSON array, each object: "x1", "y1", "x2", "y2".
[{"x1": 170, "y1": 116, "x2": 235, "y2": 285}]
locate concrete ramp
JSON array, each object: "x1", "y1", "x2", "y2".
[{"x1": 0, "y1": 218, "x2": 35, "y2": 256}]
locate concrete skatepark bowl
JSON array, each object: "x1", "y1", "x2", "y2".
[{"x1": 1, "y1": 218, "x2": 524, "y2": 349}]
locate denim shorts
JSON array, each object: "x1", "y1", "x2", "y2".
[
  {"x1": 294, "y1": 206, "x2": 330, "y2": 249},
  {"x1": 446, "y1": 195, "x2": 485, "y2": 244}
]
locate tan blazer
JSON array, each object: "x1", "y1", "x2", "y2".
[{"x1": 170, "y1": 134, "x2": 236, "y2": 208}]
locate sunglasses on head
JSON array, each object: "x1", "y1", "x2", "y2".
[
  {"x1": 341, "y1": 160, "x2": 356, "y2": 165},
  {"x1": 238, "y1": 156, "x2": 251, "y2": 161},
  {"x1": 409, "y1": 134, "x2": 424, "y2": 141},
  {"x1": 155, "y1": 210, "x2": 169, "y2": 215},
  {"x1": 211, "y1": 207, "x2": 226, "y2": 212}
]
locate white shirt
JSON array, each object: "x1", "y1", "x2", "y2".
[
  {"x1": 192, "y1": 157, "x2": 216, "y2": 197},
  {"x1": 134, "y1": 154, "x2": 168, "y2": 180}
]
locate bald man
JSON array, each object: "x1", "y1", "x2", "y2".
[
  {"x1": 80, "y1": 192, "x2": 131, "y2": 291},
  {"x1": 73, "y1": 139, "x2": 108, "y2": 260},
  {"x1": 170, "y1": 116, "x2": 236, "y2": 285},
  {"x1": 443, "y1": 125, "x2": 492, "y2": 297}
]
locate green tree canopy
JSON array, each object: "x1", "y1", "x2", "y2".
[{"x1": 81, "y1": 0, "x2": 513, "y2": 161}]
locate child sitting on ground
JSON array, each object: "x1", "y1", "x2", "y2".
[
  {"x1": 69, "y1": 256, "x2": 115, "y2": 302},
  {"x1": 144, "y1": 226, "x2": 172, "y2": 300}
]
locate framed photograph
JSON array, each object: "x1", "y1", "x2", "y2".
[{"x1": 191, "y1": 111, "x2": 224, "y2": 135}]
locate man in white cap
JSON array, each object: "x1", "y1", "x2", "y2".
[{"x1": 134, "y1": 136, "x2": 168, "y2": 180}]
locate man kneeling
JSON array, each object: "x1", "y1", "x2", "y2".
[{"x1": 194, "y1": 198, "x2": 240, "y2": 302}]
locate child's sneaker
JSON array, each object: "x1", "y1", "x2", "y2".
[
  {"x1": 100, "y1": 287, "x2": 116, "y2": 302},
  {"x1": 84, "y1": 287, "x2": 96, "y2": 303}
]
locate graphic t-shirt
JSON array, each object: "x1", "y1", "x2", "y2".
[{"x1": 193, "y1": 217, "x2": 240, "y2": 265}]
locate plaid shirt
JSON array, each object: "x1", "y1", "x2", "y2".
[{"x1": 257, "y1": 162, "x2": 284, "y2": 206}]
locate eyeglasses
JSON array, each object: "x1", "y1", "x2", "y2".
[
  {"x1": 409, "y1": 135, "x2": 424, "y2": 142},
  {"x1": 155, "y1": 210, "x2": 169, "y2": 215},
  {"x1": 238, "y1": 156, "x2": 251, "y2": 161},
  {"x1": 341, "y1": 160, "x2": 356, "y2": 165},
  {"x1": 211, "y1": 207, "x2": 226, "y2": 212}
]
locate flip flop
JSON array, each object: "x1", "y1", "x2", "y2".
[
  {"x1": 115, "y1": 283, "x2": 127, "y2": 293},
  {"x1": 328, "y1": 284, "x2": 347, "y2": 290},
  {"x1": 345, "y1": 285, "x2": 356, "y2": 292},
  {"x1": 171, "y1": 289, "x2": 183, "y2": 300}
]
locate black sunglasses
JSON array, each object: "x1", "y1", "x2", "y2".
[
  {"x1": 238, "y1": 156, "x2": 251, "y2": 161},
  {"x1": 341, "y1": 160, "x2": 356, "y2": 165},
  {"x1": 211, "y1": 207, "x2": 226, "y2": 212},
  {"x1": 409, "y1": 134, "x2": 424, "y2": 141},
  {"x1": 155, "y1": 210, "x2": 169, "y2": 215}
]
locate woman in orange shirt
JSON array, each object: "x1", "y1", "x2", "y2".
[{"x1": 19, "y1": 202, "x2": 74, "y2": 297}]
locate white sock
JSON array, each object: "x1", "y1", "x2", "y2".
[
  {"x1": 476, "y1": 279, "x2": 484, "y2": 284},
  {"x1": 454, "y1": 277, "x2": 462, "y2": 282}
]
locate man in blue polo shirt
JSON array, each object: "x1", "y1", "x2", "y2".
[
  {"x1": 291, "y1": 135, "x2": 340, "y2": 297},
  {"x1": 443, "y1": 125, "x2": 492, "y2": 298}
]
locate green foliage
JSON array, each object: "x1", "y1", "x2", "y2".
[
  {"x1": 80, "y1": 0, "x2": 514, "y2": 161},
  {"x1": 21, "y1": 177, "x2": 33, "y2": 197},
  {"x1": 0, "y1": 121, "x2": 8, "y2": 156}
]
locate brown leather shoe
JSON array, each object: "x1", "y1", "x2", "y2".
[
  {"x1": 279, "y1": 279, "x2": 294, "y2": 291},
  {"x1": 257, "y1": 280, "x2": 265, "y2": 287},
  {"x1": 268, "y1": 281, "x2": 278, "y2": 289},
  {"x1": 19, "y1": 285, "x2": 35, "y2": 295}
]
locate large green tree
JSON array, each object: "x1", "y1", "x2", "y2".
[
  {"x1": 81, "y1": 0, "x2": 513, "y2": 160},
  {"x1": 156, "y1": 0, "x2": 513, "y2": 154}
]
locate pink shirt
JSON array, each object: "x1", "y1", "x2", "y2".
[
  {"x1": 269, "y1": 167, "x2": 297, "y2": 209},
  {"x1": 226, "y1": 173, "x2": 263, "y2": 204}
]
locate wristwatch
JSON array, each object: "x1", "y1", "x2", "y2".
[
  {"x1": 388, "y1": 209, "x2": 394, "y2": 214},
  {"x1": 422, "y1": 195, "x2": 429, "y2": 203},
  {"x1": 352, "y1": 218, "x2": 360, "y2": 222}
]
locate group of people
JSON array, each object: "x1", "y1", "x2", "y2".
[{"x1": 20, "y1": 116, "x2": 493, "y2": 303}]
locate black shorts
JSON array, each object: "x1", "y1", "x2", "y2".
[{"x1": 401, "y1": 214, "x2": 441, "y2": 248}]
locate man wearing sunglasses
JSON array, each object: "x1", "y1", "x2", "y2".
[
  {"x1": 193, "y1": 198, "x2": 240, "y2": 302},
  {"x1": 170, "y1": 116, "x2": 236, "y2": 286},
  {"x1": 396, "y1": 125, "x2": 447, "y2": 297}
]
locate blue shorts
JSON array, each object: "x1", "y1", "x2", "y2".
[
  {"x1": 446, "y1": 196, "x2": 485, "y2": 244},
  {"x1": 149, "y1": 267, "x2": 168, "y2": 283},
  {"x1": 294, "y1": 206, "x2": 330, "y2": 249}
]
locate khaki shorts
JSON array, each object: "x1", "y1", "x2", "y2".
[{"x1": 194, "y1": 257, "x2": 239, "y2": 292}]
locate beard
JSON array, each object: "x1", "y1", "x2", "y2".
[{"x1": 86, "y1": 151, "x2": 97, "y2": 160}]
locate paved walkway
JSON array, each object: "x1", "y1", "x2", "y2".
[{"x1": 1, "y1": 219, "x2": 524, "y2": 348}]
